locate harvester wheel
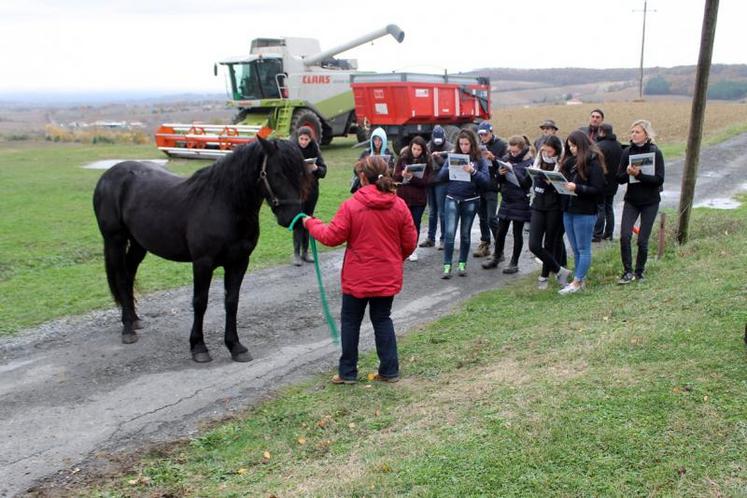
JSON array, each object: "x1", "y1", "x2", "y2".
[
  {"x1": 291, "y1": 110, "x2": 322, "y2": 142},
  {"x1": 443, "y1": 125, "x2": 461, "y2": 145}
]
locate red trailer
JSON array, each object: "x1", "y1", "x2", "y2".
[{"x1": 350, "y1": 72, "x2": 491, "y2": 151}]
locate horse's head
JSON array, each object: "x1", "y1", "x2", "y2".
[{"x1": 256, "y1": 137, "x2": 311, "y2": 227}]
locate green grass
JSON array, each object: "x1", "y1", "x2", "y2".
[
  {"x1": 0, "y1": 138, "x2": 360, "y2": 335},
  {"x1": 658, "y1": 121, "x2": 747, "y2": 159},
  {"x1": 79, "y1": 199, "x2": 747, "y2": 497}
]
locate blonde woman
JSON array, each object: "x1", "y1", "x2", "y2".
[{"x1": 616, "y1": 119, "x2": 665, "y2": 284}]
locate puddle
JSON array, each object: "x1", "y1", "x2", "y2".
[
  {"x1": 693, "y1": 198, "x2": 741, "y2": 210},
  {"x1": 82, "y1": 159, "x2": 168, "y2": 170}
]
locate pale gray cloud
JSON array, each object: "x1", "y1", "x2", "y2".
[{"x1": 0, "y1": 0, "x2": 743, "y2": 92}]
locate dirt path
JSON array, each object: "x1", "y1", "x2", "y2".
[{"x1": 2, "y1": 134, "x2": 745, "y2": 497}]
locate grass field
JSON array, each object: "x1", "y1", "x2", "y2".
[
  {"x1": 1, "y1": 99, "x2": 747, "y2": 335},
  {"x1": 491, "y1": 101, "x2": 747, "y2": 158},
  {"x1": 73, "y1": 197, "x2": 747, "y2": 497}
]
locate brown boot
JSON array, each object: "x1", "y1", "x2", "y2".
[{"x1": 473, "y1": 240, "x2": 491, "y2": 258}]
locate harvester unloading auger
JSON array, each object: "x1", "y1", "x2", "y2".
[{"x1": 155, "y1": 25, "x2": 405, "y2": 159}]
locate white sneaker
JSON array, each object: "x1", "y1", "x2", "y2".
[
  {"x1": 408, "y1": 251, "x2": 418, "y2": 262},
  {"x1": 537, "y1": 277, "x2": 549, "y2": 290},
  {"x1": 558, "y1": 281, "x2": 584, "y2": 295},
  {"x1": 556, "y1": 267, "x2": 572, "y2": 287}
]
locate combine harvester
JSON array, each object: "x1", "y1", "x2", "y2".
[{"x1": 155, "y1": 24, "x2": 490, "y2": 158}]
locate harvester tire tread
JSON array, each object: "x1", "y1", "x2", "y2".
[{"x1": 291, "y1": 110, "x2": 322, "y2": 142}]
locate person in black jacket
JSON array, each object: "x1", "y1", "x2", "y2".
[
  {"x1": 474, "y1": 121, "x2": 508, "y2": 259},
  {"x1": 593, "y1": 123, "x2": 624, "y2": 241},
  {"x1": 482, "y1": 135, "x2": 531, "y2": 273},
  {"x1": 292, "y1": 126, "x2": 327, "y2": 266},
  {"x1": 527, "y1": 135, "x2": 573, "y2": 289},
  {"x1": 616, "y1": 119, "x2": 665, "y2": 284},
  {"x1": 558, "y1": 130, "x2": 606, "y2": 294}
]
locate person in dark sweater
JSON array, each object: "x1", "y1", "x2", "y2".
[
  {"x1": 393, "y1": 136, "x2": 432, "y2": 261},
  {"x1": 292, "y1": 126, "x2": 327, "y2": 266},
  {"x1": 579, "y1": 108, "x2": 605, "y2": 142},
  {"x1": 482, "y1": 135, "x2": 532, "y2": 273},
  {"x1": 422, "y1": 125, "x2": 452, "y2": 249},
  {"x1": 473, "y1": 120, "x2": 508, "y2": 259},
  {"x1": 593, "y1": 123, "x2": 624, "y2": 241},
  {"x1": 527, "y1": 135, "x2": 573, "y2": 289},
  {"x1": 616, "y1": 119, "x2": 665, "y2": 284},
  {"x1": 558, "y1": 130, "x2": 606, "y2": 294},
  {"x1": 434, "y1": 129, "x2": 490, "y2": 278}
]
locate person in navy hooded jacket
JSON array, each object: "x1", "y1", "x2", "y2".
[{"x1": 434, "y1": 129, "x2": 490, "y2": 279}]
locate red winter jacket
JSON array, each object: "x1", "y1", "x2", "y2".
[{"x1": 305, "y1": 184, "x2": 417, "y2": 298}]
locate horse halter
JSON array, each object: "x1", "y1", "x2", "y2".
[{"x1": 258, "y1": 154, "x2": 302, "y2": 208}]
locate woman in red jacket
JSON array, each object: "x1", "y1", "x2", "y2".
[{"x1": 303, "y1": 156, "x2": 418, "y2": 384}]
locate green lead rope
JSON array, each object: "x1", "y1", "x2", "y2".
[{"x1": 288, "y1": 212, "x2": 340, "y2": 345}]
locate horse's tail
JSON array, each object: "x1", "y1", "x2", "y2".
[{"x1": 102, "y1": 236, "x2": 126, "y2": 308}]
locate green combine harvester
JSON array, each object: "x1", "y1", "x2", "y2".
[{"x1": 155, "y1": 25, "x2": 404, "y2": 158}]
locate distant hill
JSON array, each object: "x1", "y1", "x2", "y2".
[
  {"x1": 0, "y1": 91, "x2": 226, "y2": 107},
  {"x1": 464, "y1": 64, "x2": 747, "y2": 106}
]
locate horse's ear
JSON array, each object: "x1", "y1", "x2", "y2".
[{"x1": 257, "y1": 136, "x2": 278, "y2": 156}]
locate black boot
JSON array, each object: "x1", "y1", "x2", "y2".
[
  {"x1": 502, "y1": 259, "x2": 519, "y2": 274},
  {"x1": 482, "y1": 228, "x2": 505, "y2": 269}
]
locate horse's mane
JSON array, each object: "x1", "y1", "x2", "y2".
[{"x1": 183, "y1": 139, "x2": 307, "y2": 207}]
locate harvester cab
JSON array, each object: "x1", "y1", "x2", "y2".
[{"x1": 155, "y1": 25, "x2": 404, "y2": 159}]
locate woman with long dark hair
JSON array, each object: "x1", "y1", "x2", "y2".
[
  {"x1": 528, "y1": 135, "x2": 573, "y2": 289},
  {"x1": 558, "y1": 130, "x2": 606, "y2": 294},
  {"x1": 292, "y1": 126, "x2": 327, "y2": 266},
  {"x1": 393, "y1": 135, "x2": 432, "y2": 261},
  {"x1": 434, "y1": 129, "x2": 490, "y2": 278}
]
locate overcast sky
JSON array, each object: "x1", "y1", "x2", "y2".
[{"x1": 1, "y1": 0, "x2": 743, "y2": 93}]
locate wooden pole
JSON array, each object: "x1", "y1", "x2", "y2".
[
  {"x1": 676, "y1": 0, "x2": 720, "y2": 244},
  {"x1": 639, "y1": 0, "x2": 648, "y2": 99},
  {"x1": 657, "y1": 212, "x2": 666, "y2": 259}
]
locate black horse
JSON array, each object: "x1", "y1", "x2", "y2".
[{"x1": 93, "y1": 137, "x2": 309, "y2": 362}]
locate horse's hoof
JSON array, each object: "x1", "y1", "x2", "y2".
[
  {"x1": 231, "y1": 351, "x2": 253, "y2": 362},
  {"x1": 133, "y1": 319, "x2": 144, "y2": 330},
  {"x1": 122, "y1": 333, "x2": 138, "y2": 344},
  {"x1": 192, "y1": 351, "x2": 213, "y2": 363}
]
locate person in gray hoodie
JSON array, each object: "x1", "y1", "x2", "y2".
[{"x1": 351, "y1": 127, "x2": 394, "y2": 193}]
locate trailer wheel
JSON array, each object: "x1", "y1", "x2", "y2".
[
  {"x1": 355, "y1": 127, "x2": 370, "y2": 145},
  {"x1": 291, "y1": 110, "x2": 322, "y2": 142},
  {"x1": 461, "y1": 123, "x2": 478, "y2": 134},
  {"x1": 443, "y1": 125, "x2": 461, "y2": 145}
]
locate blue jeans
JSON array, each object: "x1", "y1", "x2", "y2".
[
  {"x1": 563, "y1": 212, "x2": 596, "y2": 282},
  {"x1": 443, "y1": 196, "x2": 479, "y2": 265},
  {"x1": 409, "y1": 204, "x2": 426, "y2": 243},
  {"x1": 426, "y1": 183, "x2": 447, "y2": 242},
  {"x1": 339, "y1": 294, "x2": 399, "y2": 380}
]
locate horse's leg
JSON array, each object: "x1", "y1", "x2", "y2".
[
  {"x1": 104, "y1": 234, "x2": 138, "y2": 343},
  {"x1": 224, "y1": 257, "x2": 252, "y2": 362},
  {"x1": 190, "y1": 259, "x2": 214, "y2": 363},
  {"x1": 125, "y1": 238, "x2": 147, "y2": 330}
]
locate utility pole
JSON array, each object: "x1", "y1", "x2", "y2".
[
  {"x1": 677, "y1": 0, "x2": 720, "y2": 244},
  {"x1": 635, "y1": 1, "x2": 656, "y2": 99}
]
